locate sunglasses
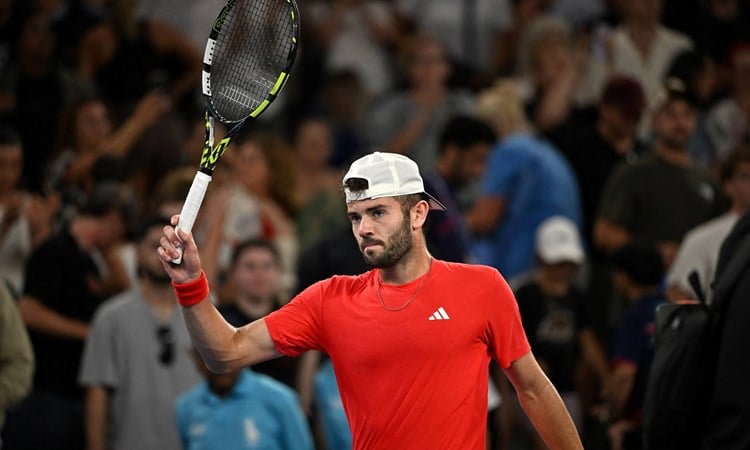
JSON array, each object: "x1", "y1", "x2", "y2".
[{"x1": 157, "y1": 326, "x2": 174, "y2": 366}]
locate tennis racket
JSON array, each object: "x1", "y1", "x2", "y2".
[{"x1": 173, "y1": 0, "x2": 300, "y2": 263}]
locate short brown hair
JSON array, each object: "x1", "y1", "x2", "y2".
[{"x1": 230, "y1": 237, "x2": 281, "y2": 268}]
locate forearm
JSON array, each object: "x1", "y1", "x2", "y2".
[
  {"x1": 19, "y1": 297, "x2": 89, "y2": 340},
  {"x1": 106, "y1": 116, "x2": 151, "y2": 157},
  {"x1": 466, "y1": 197, "x2": 505, "y2": 235},
  {"x1": 85, "y1": 386, "x2": 108, "y2": 450},
  {"x1": 97, "y1": 247, "x2": 131, "y2": 296},
  {"x1": 181, "y1": 299, "x2": 244, "y2": 371},
  {"x1": 161, "y1": 218, "x2": 279, "y2": 373},
  {"x1": 505, "y1": 353, "x2": 582, "y2": 449},
  {"x1": 593, "y1": 219, "x2": 631, "y2": 252},
  {"x1": 180, "y1": 298, "x2": 278, "y2": 373},
  {"x1": 603, "y1": 368, "x2": 635, "y2": 420},
  {"x1": 516, "y1": 375, "x2": 582, "y2": 449}
]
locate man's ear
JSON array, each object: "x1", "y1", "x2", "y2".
[{"x1": 411, "y1": 200, "x2": 429, "y2": 229}]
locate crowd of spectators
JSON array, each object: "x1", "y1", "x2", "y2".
[{"x1": 2, "y1": 0, "x2": 750, "y2": 449}]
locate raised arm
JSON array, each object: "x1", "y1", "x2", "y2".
[
  {"x1": 503, "y1": 352, "x2": 583, "y2": 450},
  {"x1": 157, "y1": 215, "x2": 280, "y2": 373}
]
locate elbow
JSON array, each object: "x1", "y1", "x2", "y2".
[
  {"x1": 204, "y1": 359, "x2": 234, "y2": 375},
  {"x1": 197, "y1": 337, "x2": 248, "y2": 375},
  {"x1": 202, "y1": 352, "x2": 245, "y2": 375}
]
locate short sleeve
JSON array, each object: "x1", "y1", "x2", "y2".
[
  {"x1": 485, "y1": 271, "x2": 531, "y2": 368},
  {"x1": 264, "y1": 282, "x2": 325, "y2": 356},
  {"x1": 78, "y1": 307, "x2": 119, "y2": 388}
]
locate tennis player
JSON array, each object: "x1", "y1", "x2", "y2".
[{"x1": 158, "y1": 152, "x2": 582, "y2": 449}]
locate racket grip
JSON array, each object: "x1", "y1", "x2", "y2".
[{"x1": 172, "y1": 171, "x2": 212, "y2": 264}]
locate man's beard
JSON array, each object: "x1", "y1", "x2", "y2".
[
  {"x1": 360, "y1": 215, "x2": 412, "y2": 268},
  {"x1": 138, "y1": 266, "x2": 173, "y2": 285}
]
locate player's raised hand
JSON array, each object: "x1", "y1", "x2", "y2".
[{"x1": 158, "y1": 215, "x2": 203, "y2": 284}]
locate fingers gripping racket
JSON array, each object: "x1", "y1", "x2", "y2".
[{"x1": 173, "y1": 0, "x2": 300, "y2": 263}]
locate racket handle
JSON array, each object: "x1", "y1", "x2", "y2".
[{"x1": 172, "y1": 171, "x2": 212, "y2": 264}]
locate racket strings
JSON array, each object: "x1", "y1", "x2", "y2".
[{"x1": 211, "y1": 0, "x2": 293, "y2": 121}]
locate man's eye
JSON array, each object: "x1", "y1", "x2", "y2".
[{"x1": 373, "y1": 210, "x2": 385, "y2": 217}]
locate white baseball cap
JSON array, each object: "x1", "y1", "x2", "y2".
[
  {"x1": 343, "y1": 152, "x2": 446, "y2": 210},
  {"x1": 535, "y1": 216, "x2": 585, "y2": 265}
]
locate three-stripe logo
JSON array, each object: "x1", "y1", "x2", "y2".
[{"x1": 428, "y1": 307, "x2": 450, "y2": 321}]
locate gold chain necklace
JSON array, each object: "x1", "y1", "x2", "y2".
[{"x1": 377, "y1": 259, "x2": 433, "y2": 311}]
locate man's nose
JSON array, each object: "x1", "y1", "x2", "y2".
[{"x1": 357, "y1": 216, "x2": 374, "y2": 236}]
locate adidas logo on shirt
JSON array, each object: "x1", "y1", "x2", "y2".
[{"x1": 428, "y1": 307, "x2": 450, "y2": 321}]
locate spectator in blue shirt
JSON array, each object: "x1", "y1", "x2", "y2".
[
  {"x1": 176, "y1": 347, "x2": 314, "y2": 450},
  {"x1": 467, "y1": 80, "x2": 582, "y2": 279}
]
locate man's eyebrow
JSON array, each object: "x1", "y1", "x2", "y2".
[
  {"x1": 347, "y1": 203, "x2": 390, "y2": 215},
  {"x1": 364, "y1": 204, "x2": 389, "y2": 214}
]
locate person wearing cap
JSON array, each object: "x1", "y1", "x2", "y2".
[
  {"x1": 603, "y1": 241, "x2": 667, "y2": 450},
  {"x1": 557, "y1": 75, "x2": 648, "y2": 252},
  {"x1": 594, "y1": 77, "x2": 726, "y2": 269},
  {"x1": 555, "y1": 75, "x2": 649, "y2": 349},
  {"x1": 505, "y1": 216, "x2": 609, "y2": 449},
  {"x1": 157, "y1": 151, "x2": 583, "y2": 449}
]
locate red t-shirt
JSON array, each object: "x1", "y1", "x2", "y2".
[{"x1": 265, "y1": 260, "x2": 530, "y2": 450}]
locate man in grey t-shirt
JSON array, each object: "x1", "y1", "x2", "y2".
[{"x1": 79, "y1": 217, "x2": 200, "y2": 450}]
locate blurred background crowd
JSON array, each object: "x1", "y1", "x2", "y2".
[{"x1": 1, "y1": 0, "x2": 750, "y2": 449}]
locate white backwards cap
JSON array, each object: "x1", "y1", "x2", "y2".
[{"x1": 343, "y1": 152, "x2": 446, "y2": 210}]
